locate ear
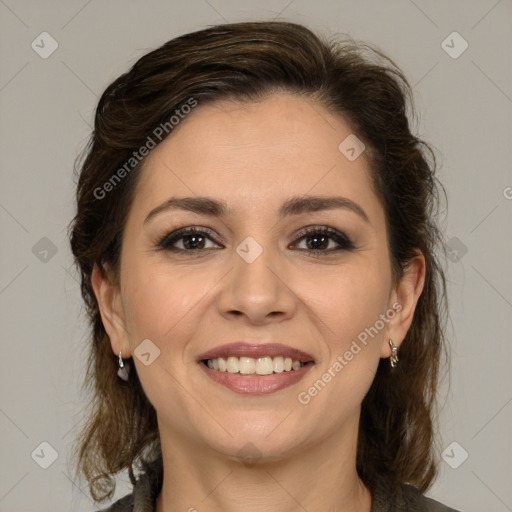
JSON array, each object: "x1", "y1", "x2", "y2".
[
  {"x1": 91, "y1": 262, "x2": 132, "y2": 358},
  {"x1": 380, "y1": 250, "x2": 426, "y2": 358}
]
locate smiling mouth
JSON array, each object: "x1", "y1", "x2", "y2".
[
  {"x1": 197, "y1": 342, "x2": 315, "y2": 394},
  {"x1": 202, "y1": 355, "x2": 311, "y2": 375},
  {"x1": 196, "y1": 342, "x2": 315, "y2": 393}
]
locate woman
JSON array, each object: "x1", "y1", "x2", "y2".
[{"x1": 69, "y1": 21, "x2": 460, "y2": 512}]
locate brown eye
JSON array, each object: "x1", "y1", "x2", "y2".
[
  {"x1": 291, "y1": 227, "x2": 355, "y2": 253},
  {"x1": 158, "y1": 227, "x2": 221, "y2": 251}
]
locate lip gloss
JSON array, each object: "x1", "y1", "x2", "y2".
[{"x1": 199, "y1": 361, "x2": 314, "y2": 395}]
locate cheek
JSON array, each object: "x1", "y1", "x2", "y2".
[
  {"x1": 120, "y1": 259, "x2": 214, "y2": 350},
  {"x1": 309, "y1": 258, "x2": 391, "y2": 348},
  {"x1": 297, "y1": 267, "x2": 389, "y2": 419},
  {"x1": 119, "y1": 262, "x2": 207, "y2": 409},
  {"x1": 121, "y1": 270, "x2": 173, "y2": 341},
  {"x1": 318, "y1": 260, "x2": 391, "y2": 400}
]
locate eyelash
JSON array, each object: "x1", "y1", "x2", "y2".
[{"x1": 156, "y1": 225, "x2": 356, "y2": 256}]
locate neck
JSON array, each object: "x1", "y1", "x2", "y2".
[{"x1": 155, "y1": 418, "x2": 372, "y2": 512}]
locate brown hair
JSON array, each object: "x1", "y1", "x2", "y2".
[{"x1": 68, "y1": 20, "x2": 448, "y2": 502}]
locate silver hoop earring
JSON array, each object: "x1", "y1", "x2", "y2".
[
  {"x1": 389, "y1": 339, "x2": 399, "y2": 368},
  {"x1": 117, "y1": 351, "x2": 130, "y2": 381}
]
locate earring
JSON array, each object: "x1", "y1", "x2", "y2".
[
  {"x1": 389, "y1": 339, "x2": 399, "y2": 368},
  {"x1": 117, "y1": 351, "x2": 130, "y2": 381}
]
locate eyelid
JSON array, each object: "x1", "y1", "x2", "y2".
[
  {"x1": 156, "y1": 226, "x2": 223, "y2": 250},
  {"x1": 291, "y1": 225, "x2": 356, "y2": 251},
  {"x1": 155, "y1": 224, "x2": 356, "y2": 253}
]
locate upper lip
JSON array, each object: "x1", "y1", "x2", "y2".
[{"x1": 197, "y1": 342, "x2": 315, "y2": 363}]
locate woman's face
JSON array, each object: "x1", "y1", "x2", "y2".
[{"x1": 95, "y1": 92, "x2": 423, "y2": 462}]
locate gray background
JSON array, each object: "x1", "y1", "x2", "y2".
[{"x1": 1, "y1": 1, "x2": 511, "y2": 511}]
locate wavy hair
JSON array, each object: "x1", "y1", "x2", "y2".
[{"x1": 68, "y1": 20, "x2": 449, "y2": 502}]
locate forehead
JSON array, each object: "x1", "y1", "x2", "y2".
[{"x1": 129, "y1": 93, "x2": 381, "y2": 222}]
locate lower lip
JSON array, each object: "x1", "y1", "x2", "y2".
[{"x1": 199, "y1": 362, "x2": 314, "y2": 395}]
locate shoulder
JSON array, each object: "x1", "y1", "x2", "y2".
[
  {"x1": 93, "y1": 493, "x2": 134, "y2": 512},
  {"x1": 371, "y1": 477, "x2": 462, "y2": 512},
  {"x1": 402, "y1": 484, "x2": 462, "y2": 512},
  {"x1": 92, "y1": 457, "x2": 163, "y2": 512}
]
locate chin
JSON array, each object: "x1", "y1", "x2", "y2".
[{"x1": 198, "y1": 418, "x2": 312, "y2": 464}]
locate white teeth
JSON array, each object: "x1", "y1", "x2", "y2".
[
  {"x1": 226, "y1": 356, "x2": 239, "y2": 373},
  {"x1": 239, "y1": 356, "x2": 256, "y2": 374},
  {"x1": 273, "y1": 356, "x2": 285, "y2": 373},
  {"x1": 205, "y1": 355, "x2": 306, "y2": 375},
  {"x1": 255, "y1": 357, "x2": 274, "y2": 375},
  {"x1": 292, "y1": 360, "x2": 301, "y2": 371}
]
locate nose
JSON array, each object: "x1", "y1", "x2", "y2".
[{"x1": 215, "y1": 241, "x2": 297, "y2": 325}]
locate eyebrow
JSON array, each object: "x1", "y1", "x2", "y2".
[{"x1": 143, "y1": 195, "x2": 371, "y2": 225}]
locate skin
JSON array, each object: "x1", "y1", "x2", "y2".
[{"x1": 92, "y1": 92, "x2": 425, "y2": 512}]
